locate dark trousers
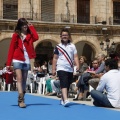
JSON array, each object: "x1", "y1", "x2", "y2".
[
  {"x1": 77, "y1": 72, "x2": 91, "y2": 93},
  {"x1": 57, "y1": 70, "x2": 73, "y2": 89}
]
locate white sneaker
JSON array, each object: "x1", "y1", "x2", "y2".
[
  {"x1": 64, "y1": 100, "x2": 71, "y2": 107},
  {"x1": 60, "y1": 100, "x2": 64, "y2": 105}
]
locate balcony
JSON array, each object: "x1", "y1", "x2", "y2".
[
  {"x1": 1, "y1": 11, "x2": 120, "y2": 26},
  {"x1": 0, "y1": 11, "x2": 95, "y2": 24}
]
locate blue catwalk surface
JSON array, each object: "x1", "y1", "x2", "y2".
[{"x1": 0, "y1": 92, "x2": 120, "y2": 120}]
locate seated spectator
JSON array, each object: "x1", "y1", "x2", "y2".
[
  {"x1": 91, "y1": 59, "x2": 120, "y2": 108},
  {"x1": 33, "y1": 62, "x2": 39, "y2": 72},
  {"x1": 53, "y1": 79, "x2": 61, "y2": 97},
  {"x1": 73, "y1": 58, "x2": 99, "y2": 101},
  {"x1": 78, "y1": 56, "x2": 88, "y2": 74},
  {"x1": 0, "y1": 66, "x2": 3, "y2": 90},
  {"x1": 88, "y1": 53, "x2": 106, "y2": 89},
  {"x1": 45, "y1": 75, "x2": 56, "y2": 95},
  {"x1": 48, "y1": 58, "x2": 53, "y2": 75},
  {"x1": 26, "y1": 70, "x2": 34, "y2": 92},
  {"x1": 32, "y1": 69, "x2": 38, "y2": 92},
  {"x1": 48, "y1": 76, "x2": 60, "y2": 96},
  {"x1": 41, "y1": 61, "x2": 47, "y2": 75},
  {"x1": 73, "y1": 56, "x2": 88, "y2": 91}
]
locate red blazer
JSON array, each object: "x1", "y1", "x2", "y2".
[{"x1": 6, "y1": 25, "x2": 39, "y2": 66}]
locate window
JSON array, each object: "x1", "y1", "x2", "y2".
[
  {"x1": 113, "y1": 1, "x2": 120, "y2": 24},
  {"x1": 77, "y1": 0, "x2": 90, "y2": 23},
  {"x1": 3, "y1": 0, "x2": 18, "y2": 19},
  {"x1": 41, "y1": 0, "x2": 55, "y2": 22}
]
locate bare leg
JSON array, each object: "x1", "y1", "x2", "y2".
[
  {"x1": 61, "y1": 88, "x2": 68, "y2": 101},
  {"x1": 15, "y1": 69, "x2": 23, "y2": 93},
  {"x1": 15, "y1": 69, "x2": 26, "y2": 108}
]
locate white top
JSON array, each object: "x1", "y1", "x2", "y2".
[
  {"x1": 2, "y1": 67, "x2": 7, "y2": 73},
  {"x1": 97, "y1": 69, "x2": 120, "y2": 108},
  {"x1": 0, "y1": 70, "x2": 3, "y2": 75},
  {"x1": 41, "y1": 65, "x2": 47, "y2": 70},
  {"x1": 54, "y1": 43, "x2": 77, "y2": 72},
  {"x1": 48, "y1": 63, "x2": 52, "y2": 74},
  {"x1": 13, "y1": 35, "x2": 30, "y2": 64}
]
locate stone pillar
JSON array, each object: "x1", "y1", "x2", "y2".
[
  {"x1": 0, "y1": 0, "x2": 3, "y2": 19},
  {"x1": 91, "y1": 0, "x2": 112, "y2": 25}
]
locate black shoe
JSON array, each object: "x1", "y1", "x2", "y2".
[
  {"x1": 73, "y1": 97, "x2": 84, "y2": 101},
  {"x1": 73, "y1": 98, "x2": 78, "y2": 101},
  {"x1": 86, "y1": 92, "x2": 90, "y2": 98}
]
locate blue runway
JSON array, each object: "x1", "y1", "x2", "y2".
[{"x1": 0, "y1": 92, "x2": 120, "y2": 120}]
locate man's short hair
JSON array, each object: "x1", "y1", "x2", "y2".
[{"x1": 105, "y1": 59, "x2": 118, "y2": 69}]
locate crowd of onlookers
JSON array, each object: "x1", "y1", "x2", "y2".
[{"x1": 0, "y1": 51, "x2": 120, "y2": 108}]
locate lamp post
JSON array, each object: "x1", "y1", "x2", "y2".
[
  {"x1": 106, "y1": 38, "x2": 110, "y2": 56},
  {"x1": 100, "y1": 39, "x2": 116, "y2": 56},
  {"x1": 111, "y1": 42, "x2": 115, "y2": 49},
  {"x1": 100, "y1": 41, "x2": 104, "y2": 50}
]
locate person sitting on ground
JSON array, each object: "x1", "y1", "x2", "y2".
[{"x1": 91, "y1": 58, "x2": 120, "y2": 108}]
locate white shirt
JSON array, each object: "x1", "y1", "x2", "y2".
[
  {"x1": 55, "y1": 43, "x2": 77, "y2": 72},
  {"x1": 97, "y1": 70, "x2": 120, "y2": 108},
  {"x1": 48, "y1": 62, "x2": 52, "y2": 74},
  {"x1": 13, "y1": 35, "x2": 30, "y2": 64},
  {"x1": 0, "y1": 70, "x2": 3, "y2": 75}
]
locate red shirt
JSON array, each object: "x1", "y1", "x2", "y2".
[{"x1": 6, "y1": 25, "x2": 39, "y2": 66}]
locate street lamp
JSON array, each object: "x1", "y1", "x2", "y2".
[
  {"x1": 100, "y1": 39, "x2": 116, "y2": 56},
  {"x1": 111, "y1": 42, "x2": 115, "y2": 49},
  {"x1": 100, "y1": 41, "x2": 104, "y2": 50},
  {"x1": 106, "y1": 38, "x2": 110, "y2": 55}
]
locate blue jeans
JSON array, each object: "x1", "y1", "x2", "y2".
[
  {"x1": 13, "y1": 62, "x2": 31, "y2": 70},
  {"x1": 91, "y1": 90, "x2": 114, "y2": 108}
]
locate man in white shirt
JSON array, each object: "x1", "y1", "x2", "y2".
[{"x1": 91, "y1": 58, "x2": 120, "y2": 108}]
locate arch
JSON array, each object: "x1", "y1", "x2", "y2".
[
  {"x1": 0, "y1": 38, "x2": 11, "y2": 66},
  {"x1": 35, "y1": 39, "x2": 58, "y2": 65},
  {"x1": 116, "y1": 42, "x2": 120, "y2": 54},
  {"x1": 0, "y1": 37, "x2": 12, "y2": 42},
  {"x1": 75, "y1": 41, "x2": 96, "y2": 64}
]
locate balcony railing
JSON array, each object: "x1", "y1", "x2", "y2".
[
  {"x1": 0, "y1": 11, "x2": 120, "y2": 25},
  {"x1": 0, "y1": 11, "x2": 92, "y2": 24}
]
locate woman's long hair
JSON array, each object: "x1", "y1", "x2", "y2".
[{"x1": 15, "y1": 18, "x2": 30, "y2": 35}]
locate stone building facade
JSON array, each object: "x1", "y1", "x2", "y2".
[{"x1": 0, "y1": 0, "x2": 120, "y2": 67}]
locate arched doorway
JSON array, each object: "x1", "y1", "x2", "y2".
[
  {"x1": 116, "y1": 44, "x2": 120, "y2": 54},
  {"x1": 0, "y1": 38, "x2": 11, "y2": 66},
  {"x1": 35, "y1": 40, "x2": 57, "y2": 66},
  {"x1": 75, "y1": 41, "x2": 95, "y2": 65}
]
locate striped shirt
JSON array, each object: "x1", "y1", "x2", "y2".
[{"x1": 54, "y1": 43, "x2": 77, "y2": 72}]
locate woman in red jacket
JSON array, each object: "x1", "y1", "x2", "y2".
[{"x1": 6, "y1": 18, "x2": 39, "y2": 108}]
